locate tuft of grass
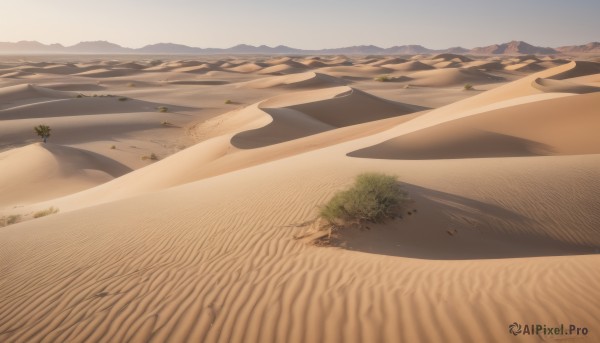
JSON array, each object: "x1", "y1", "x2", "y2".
[
  {"x1": 157, "y1": 106, "x2": 168, "y2": 113},
  {"x1": 110, "y1": 145, "x2": 116, "y2": 149},
  {"x1": 33, "y1": 207, "x2": 59, "y2": 219},
  {"x1": 464, "y1": 83, "x2": 474, "y2": 91},
  {"x1": 374, "y1": 75, "x2": 392, "y2": 82},
  {"x1": 118, "y1": 97, "x2": 128, "y2": 101},
  {"x1": 0, "y1": 214, "x2": 22, "y2": 227},
  {"x1": 76, "y1": 94, "x2": 84, "y2": 98},
  {"x1": 141, "y1": 153, "x2": 158, "y2": 161},
  {"x1": 320, "y1": 173, "x2": 409, "y2": 227},
  {"x1": 225, "y1": 99, "x2": 233, "y2": 104}
]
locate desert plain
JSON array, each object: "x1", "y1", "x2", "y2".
[{"x1": 0, "y1": 52, "x2": 599, "y2": 342}]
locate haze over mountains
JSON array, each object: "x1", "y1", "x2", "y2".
[{"x1": 0, "y1": 40, "x2": 598, "y2": 55}]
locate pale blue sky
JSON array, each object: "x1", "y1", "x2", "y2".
[{"x1": 1, "y1": 0, "x2": 598, "y2": 49}]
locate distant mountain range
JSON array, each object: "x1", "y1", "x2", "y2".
[{"x1": 0, "y1": 40, "x2": 597, "y2": 55}]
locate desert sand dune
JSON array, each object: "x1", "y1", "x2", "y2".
[
  {"x1": 232, "y1": 86, "x2": 418, "y2": 148},
  {"x1": 349, "y1": 92, "x2": 600, "y2": 159},
  {"x1": 0, "y1": 84, "x2": 74, "y2": 108},
  {"x1": 0, "y1": 143, "x2": 131, "y2": 206},
  {"x1": 257, "y1": 64, "x2": 307, "y2": 75},
  {"x1": 166, "y1": 80, "x2": 229, "y2": 85},
  {"x1": 431, "y1": 60, "x2": 462, "y2": 68},
  {"x1": 548, "y1": 60, "x2": 600, "y2": 80},
  {"x1": 2, "y1": 86, "x2": 421, "y2": 213},
  {"x1": 226, "y1": 62, "x2": 267, "y2": 73},
  {"x1": 73, "y1": 68, "x2": 143, "y2": 78},
  {"x1": 171, "y1": 64, "x2": 218, "y2": 74},
  {"x1": 404, "y1": 68, "x2": 504, "y2": 87},
  {"x1": 504, "y1": 61, "x2": 545, "y2": 72},
  {"x1": 431, "y1": 53, "x2": 473, "y2": 62},
  {"x1": 368, "y1": 57, "x2": 407, "y2": 66},
  {"x1": 39, "y1": 82, "x2": 106, "y2": 91},
  {"x1": 381, "y1": 60, "x2": 435, "y2": 71},
  {"x1": 264, "y1": 58, "x2": 308, "y2": 69},
  {"x1": 315, "y1": 65, "x2": 392, "y2": 79},
  {"x1": 0, "y1": 70, "x2": 36, "y2": 78},
  {"x1": 241, "y1": 72, "x2": 348, "y2": 89},
  {"x1": 0, "y1": 96, "x2": 181, "y2": 120},
  {"x1": 299, "y1": 59, "x2": 328, "y2": 68},
  {"x1": 0, "y1": 54, "x2": 599, "y2": 343},
  {"x1": 532, "y1": 77, "x2": 600, "y2": 93},
  {"x1": 461, "y1": 60, "x2": 505, "y2": 70},
  {"x1": 0, "y1": 140, "x2": 598, "y2": 342}
]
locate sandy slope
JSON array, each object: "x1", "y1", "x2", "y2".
[
  {"x1": 349, "y1": 92, "x2": 600, "y2": 159},
  {"x1": 0, "y1": 143, "x2": 130, "y2": 207},
  {"x1": 0, "y1": 56, "x2": 599, "y2": 343},
  {"x1": 404, "y1": 68, "x2": 504, "y2": 87},
  {"x1": 241, "y1": 72, "x2": 348, "y2": 89}
]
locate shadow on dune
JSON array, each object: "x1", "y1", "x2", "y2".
[
  {"x1": 335, "y1": 184, "x2": 597, "y2": 260},
  {"x1": 231, "y1": 88, "x2": 426, "y2": 149},
  {"x1": 348, "y1": 130, "x2": 555, "y2": 160}
]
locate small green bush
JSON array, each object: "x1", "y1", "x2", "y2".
[
  {"x1": 320, "y1": 173, "x2": 409, "y2": 226},
  {"x1": 157, "y1": 106, "x2": 168, "y2": 113},
  {"x1": 464, "y1": 83, "x2": 474, "y2": 90},
  {"x1": 118, "y1": 97, "x2": 128, "y2": 101},
  {"x1": 225, "y1": 99, "x2": 233, "y2": 104},
  {"x1": 33, "y1": 207, "x2": 59, "y2": 219},
  {"x1": 76, "y1": 94, "x2": 84, "y2": 98},
  {"x1": 34, "y1": 124, "x2": 51, "y2": 143},
  {"x1": 110, "y1": 145, "x2": 116, "y2": 149},
  {"x1": 374, "y1": 75, "x2": 392, "y2": 82}
]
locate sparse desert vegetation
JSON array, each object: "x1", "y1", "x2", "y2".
[
  {"x1": 33, "y1": 207, "x2": 59, "y2": 218},
  {"x1": 34, "y1": 124, "x2": 51, "y2": 143},
  {"x1": 158, "y1": 106, "x2": 168, "y2": 112},
  {"x1": 0, "y1": 214, "x2": 21, "y2": 227},
  {"x1": 464, "y1": 83, "x2": 474, "y2": 90},
  {"x1": 118, "y1": 97, "x2": 128, "y2": 101},
  {"x1": 320, "y1": 173, "x2": 410, "y2": 227},
  {"x1": 374, "y1": 75, "x2": 392, "y2": 82},
  {"x1": 141, "y1": 153, "x2": 158, "y2": 161}
]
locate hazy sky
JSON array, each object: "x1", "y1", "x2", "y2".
[{"x1": 1, "y1": 0, "x2": 598, "y2": 49}]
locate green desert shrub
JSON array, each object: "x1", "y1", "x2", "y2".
[
  {"x1": 34, "y1": 124, "x2": 51, "y2": 143},
  {"x1": 157, "y1": 106, "x2": 168, "y2": 113},
  {"x1": 374, "y1": 75, "x2": 392, "y2": 82},
  {"x1": 33, "y1": 207, "x2": 59, "y2": 218},
  {"x1": 464, "y1": 83, "x2": 474, "y2": 90},
  {"x1": 320, "y1": 173, "x2": 409, "y2": 226},
  {"x1": 225, "y1": 99, "x2": 233, "y2": 104}
]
